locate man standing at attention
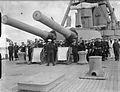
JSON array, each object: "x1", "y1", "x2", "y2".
[
  {"x1": 113, "y1": 39, "x2": 120, "y2": 61},
  {"x1": 8, "y1": 42, "x2": 14, "y2": 61},
  {"x1": 14, "y1": 42, "x2": 19, "y2": 61},
  {"x1": 45, "y1": 39, "x2": 56, "y2": 66}
]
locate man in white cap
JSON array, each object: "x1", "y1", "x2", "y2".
[{"x1": 45, "y1": 39, "x2": 56, "y2": 66}]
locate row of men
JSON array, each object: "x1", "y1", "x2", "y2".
[
  {"x1": 8, "y1": 38, "x2": 120, "y2": 65},
  {"x1": 7, "y1": 39, "x2": 66, "y2": 62},
  {"x1": 71, "y1": 38, "x2": 120, "y2": 62}
]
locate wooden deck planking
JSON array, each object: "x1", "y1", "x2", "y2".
[
  {"x1": 51, "y1": 60, "x2": 120, "y2": 92},
  {"x1": 112, "y1": 62, "x2": 119, "y2": 92},
  {"x1": 56, "y1": 78, "x2": 77, "y2": 92},
  {"x1": 2, "y1": 59, "x2": 120, "y2": 92},
  {"x1": 50, "y1": 65, "x2": 82, "y2": 92},
  {"x1": 69, "y1": 79, "x2": 82, "y2": 92},
  {"x1": 49, "y1": 60, "x2": 120, "y2": 92},
  {"x1": 94, "y1": 80, "x2": 101, "y2": 92},
  {"x1": 89, "y1": 80, "x2": 101, "y2": 92},
  {"x1": 70, "y1": 65, "x2": 90, "y2": 92},
  {"x1": 72, "y1": 79, "x2": 87, "y2": 92},
  {"x1": 79, "y1": 79, "x2": 92, "y2": 92},
  {"x1": 75, "y1": 79, "x2": 90, "y2": 92},
  {"x1": 50, "y1": 64, "x2": 88, "y2": 92},
  {"x1": 65, "y1": 79, "x2": 79, "y2": 92},
  {"x1": 83, "y1": 79, "x2": 98, "y2": 92}
]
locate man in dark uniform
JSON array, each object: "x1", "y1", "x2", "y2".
[
  {"x1": 38, "y1": 40, "x2": 44, "y2": 48},
  {"x1": 27, "y1": 41, "x2": 33, "y2": 62},
  {"x1": 113, "y1": 39, "x2": 120, "y2": 61},
  {"x1": 101, "y1": 39, "x2": 109, "y2": 61},
  {"x1": 53, "y1": 40, "x2": 58, "y2": 63},
  {"x1": 34, "y1": 38, "x2": 38, "y2": 48},
  {"x1": 78, "y1": 40, "x2": 86, "y2": 51},
  {"x1": 45, "y1": 39, "x2": 56, "y2": 66},
  {"x1": 94, "y1": 38, "x2": 102, "y2": 56},
  {"x1": 71, "y1": 39, "x2": 78, "y2": 63},
  {"x1": 8, "y1": 43, "x2": 14, "y2": 61},
  {"x1": 86, "y1": 40, "x2": 93, "y2": 62},
  {"x1": 20, "y1": 42, "x2": 26, "y2": 61},
  {"x1": 14, "y1": 42, "x2": 19, "y2": 60}
]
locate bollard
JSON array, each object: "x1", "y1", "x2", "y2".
[
  {"x1": 17, "y1": 52, "x2": 26, "y2": 63},
  {"x1": 88, "y1": 56, "x2": 103, "y2": 77},
  {"x1": 77, "y1": 51, "x2": 88, "y2": 64},
  {"x1": 5, "y1": 54, "x2": 8, "y2": 59}
]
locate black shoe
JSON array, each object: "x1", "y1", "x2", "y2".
[
  {"x1": 46, "y1": 64, "x2": 49, "y2": 66},
  {"x1": 53, "y1": 64, "x2": 55, "y2": 66}
]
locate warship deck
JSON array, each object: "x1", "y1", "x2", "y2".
[{"x1": 0, "y1": 58, "x2": 120, "y2": 92}]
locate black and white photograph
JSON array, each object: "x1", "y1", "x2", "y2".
[{"x1": 0, "y1": 0, "x2": 120, "y2": 92}]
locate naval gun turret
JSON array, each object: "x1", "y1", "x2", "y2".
[
  {"x1": 33, "y1": 11, "x2": 79, "y2": 64},
  {"x1": 33, "y1": 11, "x2": 78, "y2": 46},
  {"x1": 2, "y1": 15, "x2": 57, "y2": 64}
]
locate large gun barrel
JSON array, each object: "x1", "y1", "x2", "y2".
[
  {"x1": 2, "y1": 15, "x2": 51, "y2": 40},
  {"x1": 33, "y1": 11, "x2": 77, "y2": 40}
]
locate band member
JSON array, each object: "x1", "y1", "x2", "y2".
[
  {"x1": 78, "y1": 40, "x2": 86, "y2": 51},
  {"x1": 94, "y1": 38, "x2": 102, "y2": 56},
  {"x1": 45, "y1": 39, "x2": 56, "y2": 66},
  {"x1": 20, "y1": 42, "x2": 26, "y2": 61},
  {"x1": 27, "y1": 41, "x2": 33, "y2": 62},
  {"x1": 53, "y1": 40, "x2": 58, "y2": 63},
  {"x1": 113, "y1": 39, "x2": 120, "y2": 61},
  {"x1": 34, "y1": 38, "x2": 38, "y2": 48},
  {"x1": 86, "y1": 40, "x2": 93, "y2": 62},
  {"x1": 8, "y1": 43, "x2": 14, "y2": 61},
  {"x1": 14, "y1": 42, "x2": 19, "y2": 60},
  {"x1": 101, "y1": 39, "x2": 109, "y2": 61},
  {"x1": 71, "y1": 39, "x2": 78, "y2": 63}
]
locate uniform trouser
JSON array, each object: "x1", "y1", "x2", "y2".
[
  {"x1": 28, "y1": 53, "x2": 32, "y2": 61},
  {"x1": 9, "y1": 52, "x2": 13, "y2": 61},
  {"x1": 54, "y1": 51, "x2": 57, "y2": 62},
  {"x1": 47, "y1": 51, "x2": 55, "y2": 65},
  {"x1": 73, "y1": 53, "x2": 78, "y2": 63},
  {"x1": 114, "y1": 51, "x2": 119, "y2": 60},
  {"x1": 14, "y1": 51, "x2": 18, "y2": 59},
  {"x1": 21, "y1": 52, "x2": 26, "y2": 61}
]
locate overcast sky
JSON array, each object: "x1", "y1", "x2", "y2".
[{"x1": 0, "y1": 0, "x2": 120, "y2": 47}]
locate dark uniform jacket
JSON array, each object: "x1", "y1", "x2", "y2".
[
  {"x1": 78, "y1": 43, "x2": 85, "y2": 51},
  {"x1": 20, "y1": 45, "x2": 26, "y2": 52},
  {"x1": 45, "y1": 42, "x2": 56, "y2": 54},
  {"x1": 94, "y1": 41, "x2": 102, "y2": 56},
  {"x1": 113, "y1": 42, "x2": 120, "y2": 53},
  {"x1": 8, "y1": 45, "x2": 14, "y2": 54}
]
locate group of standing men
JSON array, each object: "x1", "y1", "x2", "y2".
[
  {"x1": 8, "y1": 42, "x2": 19, "y2": 61},
  {"x1": 8, "y1": 41, "x2": 32, "y2": 61},
  {"x1": 71, "y1": 38, "x2": 120, "y2": 63},
  {"x1": 8, "y1": 37, "x2": 120, "y2": 65}
]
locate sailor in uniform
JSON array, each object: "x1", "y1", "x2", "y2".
[
  {"x1": 8, "y1": 42, "x2": 14, "y2": 61},
  {"x1": 45, "y1": 39, "x2": 56, "y2": 66},
  {"x1": 94, "y1": 38, "x2": 102, "y2": 56},
  {"x1": 113, "y1": 39, "x2": 120, "y2": 61}
]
